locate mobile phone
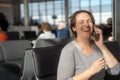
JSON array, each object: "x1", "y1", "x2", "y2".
[{"x1": 92, "y1": 31, "x2": 99, "y2": 41}]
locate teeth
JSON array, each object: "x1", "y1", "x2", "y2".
[
  {"x1": 81, "y1": 26, "x2": 90, "y2": 31},
  {"x1": 84, "y1": 28, "x2": 89, "y2": 30},
  {"x1": 82, "y1": 28, "x2": 89, "y2": 31}
]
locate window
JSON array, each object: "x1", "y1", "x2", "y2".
[{"x1": 20, "y1": 0, "x2": 112, "y2": 25}]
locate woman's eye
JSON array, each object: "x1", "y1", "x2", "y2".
[
  {"x1": 78, "y1": 21, "x2": 84, "y2": 24},
  {"x1": 88, "y1": 20, "x2": 92, "y2": 23}
]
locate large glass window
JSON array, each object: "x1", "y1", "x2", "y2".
[
  {"x1": 91, "y1": 0, "x2": 100, "y2": 24},
  {"x1": 20, "y1": 0, "x2": 113, "y2": 41},
  {"x1": 101, "y1": 0, "x2": 112, "y2": 24},
  {"x1": 32, "y1": 3, "x2": 39, "y2": 20},
  {"x1": 20, "y1": 4, "x2": 24, "y2": 19},
  {"x1": 20, "y1": 0, "x2": 112, "y2": 25},
  {"x1": 81, "y1": 0, "x2": 90, "y2": 10},
  {"x1": 70, "y1": 0, "x2": 80, "y2": 14}
]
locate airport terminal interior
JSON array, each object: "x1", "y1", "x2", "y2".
[
  {"x1": 0, "y1": 0, "x2": 120, "y2": 80},
  {"x1": 0, "y1": 0, "x2": 120, "y2": 41}
]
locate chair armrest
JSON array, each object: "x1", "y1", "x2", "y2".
[{"x1": 1, "y1": 62, "x2": 21, "y2": 75}]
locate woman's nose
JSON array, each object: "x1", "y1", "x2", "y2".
[{"x1": 83, "y1": 21, "x2": 89, "y2": 26}]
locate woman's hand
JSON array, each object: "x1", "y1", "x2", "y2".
[
  {"x1": 89, "y1": 58, "x2": 106, "y2": 75},
  {"x1": 93, "y1": 27, "x2": 104, "y2": 48}
]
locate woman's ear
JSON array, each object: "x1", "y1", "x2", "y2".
[{"x1": 72, "y1": 27, "x2": 76, "y2": 32}]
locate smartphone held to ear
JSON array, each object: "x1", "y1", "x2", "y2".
[{"x1": 92, "y1": 31, "x2": 100, "y2": 41}]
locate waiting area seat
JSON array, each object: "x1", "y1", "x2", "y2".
[
  {"x1": 7, "y1": 31, "x2": 20, "y2": 40},
  {"x1": 32, "y1": 45, "x2": 65, "y2": 80},
  {"x1": 23, "y1": 31, "x2": 37, "y2": 40},
  {"x1": 34, "y1": 37, "x2": 74, "y2": 48},
  {"x1": 1, "y1": 39, "x2": 119, "y2": 80},
  {"x1": 104, "y1": 41, "x2": 120, "y2": 61},
  {"x1": 0, "y1": 40, "x2": 32, "y2": 80},
  {"x1": 104, "y1": 41, "x2": 120, "y2": 80},
  {"x1": 32, "y1": 40, "x2": 120, "y2": 80},
  {"x1": 22, "y1": 48, "x2": 35, "y2": 80}
]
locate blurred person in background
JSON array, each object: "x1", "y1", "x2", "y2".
[
  {"x1": 56, "y1": 21, "x2": 70, "y2": 38},
  {"x1": 36, "y1": 24, "x2": 43, "y2": 37},
  {"x1": 0, "y1": 13, "x2": 9, "y2": 32},
  {"x1": 32, "y1": 22, "x2": 56, "y2": 48},
  {"x1": 37, "y1": 22, "x2": 56, "y2": 39},
  {"x1": 102, "y1": 17, "x2": 112, "y2": 41},
  {"x1": 0, "y1": 30, "x2": 8, "y2": 42}
]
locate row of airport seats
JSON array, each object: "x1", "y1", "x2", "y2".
[
  {"x1": 23, "y1": 37, "x2": 74, "y2": 80},
  {"x1": 32, "y1": 45, "x2": 65, "y2": 80},
  {"x1": 0, "y1": 40, "x2": 32, "y2": 80},
  {"x1": 25, "y1": 38, "x2": 120, "y2": 80},
  {"x1": 0, "y1": 38, "x2": 120, "y2": 80},
  {"x1": 34, "y1": 40, "x2": 120, "y2": 80},
  {"x1": 6, "y1": 31, "x2": 37, "y2": 40},
  {"x1": 0, "y1": 37, "x2": 74, "y2": 80}
]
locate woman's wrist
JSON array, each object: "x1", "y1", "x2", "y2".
[{"x1": 97, "y1": 44, "x2": 106, "y2": 51}]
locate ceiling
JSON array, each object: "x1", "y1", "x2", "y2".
[
  {"x1": 0, "y1": 0, "x2": 21, "y2": 4},
  {"x1": 0, "y1": 0, "x2": 56, "y2": 4}
]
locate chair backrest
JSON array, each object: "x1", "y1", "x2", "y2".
[
  {"x1": 23, "y1": 48, "x2": 35, "y2": 80},
  {"x1": 32, "y1": 45, "x2": 65, "y2": 79},
  {"x1": 104, "y1": 41, "x2": 120, "y2": 80},
  {"x1": 0, "y1": 40, "x2": 32, "y2": 76},
  {"x1": 35, "y1": 37, "x2": 74, "y2": 48},
  {"x1": 104, "y1": 41, "x2": 120, "y2": 61},
  {"x1": 23, "y1": 31, "x2": 37, "y2": 40},
  {"x1": 7, "y1": 31, "x2": 20, "y2": 40},
  {"x1": 35, "y1": 39, "x2": 59, "y2": 48},
  {"x1": 0, "y1": 46, "x2": 4, "y2": 62},
  {"x1": 58, "y1": 37, "x2": 74, "y2": 45}
]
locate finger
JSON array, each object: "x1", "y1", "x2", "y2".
[
  {"x1": 97, "y1": 57, "x2": 104, "y2": 61},
  {"x1": 94, "y1": 27, "x2": 102, "y2": 34}
]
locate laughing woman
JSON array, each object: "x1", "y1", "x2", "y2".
[{"x1": 57, "y1": 10, "x2": 120, "y2": 80}]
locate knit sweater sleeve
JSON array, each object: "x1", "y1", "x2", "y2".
[
  {"x1": 57, "y1": 44, "x2": 75, "y2": 80},
  {"x1": 106, "y1": 62, "x2": 120, "y2": 75}
]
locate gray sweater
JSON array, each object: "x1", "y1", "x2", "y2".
[{"x1": 57, "y1": 41, "x2": 120, "y2": 80}]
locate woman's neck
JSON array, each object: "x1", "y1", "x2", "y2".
[
  {"x1": 75, "y1": 37, "x2": 92, "y2": 49},
  {"x1": 75, "y1": 37, "x2": 94, "y2": 55}
]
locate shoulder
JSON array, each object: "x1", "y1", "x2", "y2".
[
  {"x1": 49, "y1": 32, "x2": 56, "y2": 38},
  {"x1": 59, "y1": 41, "x2": 77, "y2": 61},
  {"x1": 40, "y1": 33, "x2": 44, "y2": 37},
  {"x1": 37, "y1": 33, "x2": 44, "y2": 39},
  {"x1": 61, "y1": 41, "x2": 76, "y2": 54}
]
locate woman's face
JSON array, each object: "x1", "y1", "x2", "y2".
[{"x1": 72, "y1": 12, "x2": 94, "y2": 39}]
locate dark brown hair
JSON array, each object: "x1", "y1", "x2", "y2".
[{"x1": 70, "y1": 10, "x2": 95, "y2": 37}]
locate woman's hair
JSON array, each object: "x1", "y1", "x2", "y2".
[
  {"x1": 70, "y1": 10, "x2": 95, "y2": 37},
  {"x1": 0, "y1": 13, "x2": 5, "y2": 20},
  {"x1": 41, "y1": 22, "x2": 52, "y2": 31},
  {"x1": 37, "y1": 24, "x2": 41, "y2": 29}
]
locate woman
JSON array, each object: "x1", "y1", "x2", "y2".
[
  {"x1": 57, "y1": 10, "x2": 120, "y2": 80},
  {"x1": 0, "y1": 13, "x2": 9, "y2": 32},
  {"x1": 32, "y1": 22, "x2": 56, "y2": 48},
  {"x1": 37, "y1": 22, "x2": 55, "y2": 39}
]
